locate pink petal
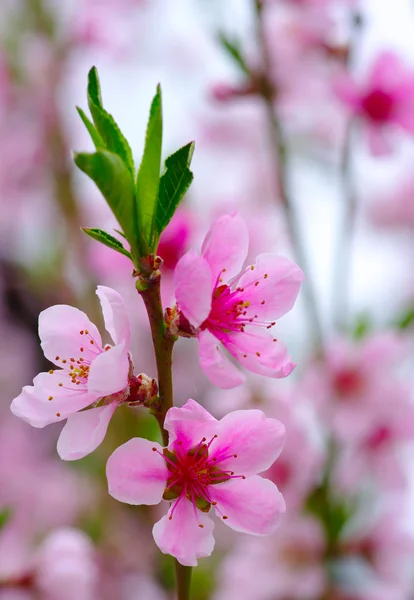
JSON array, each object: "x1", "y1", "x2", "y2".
[
  {"x1": 173, "y1": 251, "x2": 213, "y2": 328},
  {"x1": 237, "y1": 254, "x2": 304, "y2": 320},
  {"x1": 39, "y1": 305, "x2": 102, "y2": 366},
  {"x1": 365, "y1": 123, "x2": 393, "y2": 157},
  {"x1": 11, "y1": 371, "x2": 93, "y2": 427},
  {"x1": 332, "y1": 72, "x2": 361, "y2": 110},
  {"x1": 11, "y1": 386, "x2": 62, "y2": 428},
  {"x1": 394, "y1": 100, "x2": 414, "y2": 133},
  {"x1": 209, "y1": 476, "x2": 285, "y2": 535},
  {"x1": 96, "y1": 285, "x2": 130, "y2": 347},
  {"x1": 222, "y1": 328, "x2": 296, "y2": 379},
  {"x1": 368, "y1": 52, "x2": 405, "y2": 89},
  {"x1": 107, "y1": 438, "x2": 168, "y2": 504},
  {"x1": 198, "y1": 329, "x2": 246, "y2": 389},
  {"x1": 57, "y1": 402, "x2": 117, "y2": 460},
  {"x1": 164, "y1": 398, "x2": 218, "y2": 452},
  {"x1": 213, "y1": 410, "x2": 285, "y2": 477},
  {"x1": 87, "y1": 342, "x2": 129, "y2": 397},
  {"x1": 201, "y1": 212, "x2": 249, "y2": 282},
  {"x1": 152, "y1": 499, "x2": 215, "y2": 566}
]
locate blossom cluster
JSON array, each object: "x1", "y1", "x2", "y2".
[{"x1": 2, "y1": 0, "x2": 414, "y2": 598}]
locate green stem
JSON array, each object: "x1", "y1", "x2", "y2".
[
  {"x1": 138, "y1": 274, "x2": 192, "y2": 600},
  {"x1": 175, "y1": 562, "x2": 192, "y2": 600},
  {"x1": 253, "y1": 0, "x2": 325, "y2": 355}
]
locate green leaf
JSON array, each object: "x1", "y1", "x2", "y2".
[
  {"x1": 0, "y1": 507, "x2": 11, "y2": 530},
  {"x1": 136, "y1": 85, "x2": 163, "y2": 248},
  {"x1": 155, "y1": 141, "x2": 194, "y2": 237},
  {"x1": 74, "y1": 150, "x2": 140, "y2": 253},
  {"x1": 351, "y1": 313, "x2": 372, "y2": 340},
  {"x1": 396, "y1": 307, "x2": 414, "y2": 330},
  {"x1": 82, "y1": 228, "x2": 132, "y2": 258},
  {"x1": 86, "y1": 67, "x2": 135, "y2": 177},
  {"x1": 217, "y1": 32, "x2": 250, "y2": 75},
  {"x1": 76, "y1": 107, "x2": 104, "y2": 149},
  {"x1": 87, "y1": 66, "x2": 102, "y2": 108}
]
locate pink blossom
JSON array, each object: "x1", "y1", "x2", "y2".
[
  {"x1": 340, "y1": 500, "x2": 414, "y2": 589},
  {"x1": 214, "y1": 515, "x2": 326, "y2": 600},
  {"x1": 335, "y1": 52, "x2": 414, "y2": 155},
  {"x1": 35, "y1": 528, "x2": 98, "y2": 600},
  {"x1": 11, "y1": 286, "x2": 133, "y2": 461},
  {"x1": 302, "y1": 332, "x2": 409, "y2": 441},
  {"x1": 158, "y1": 209, "x2": 192, "y2": 272},
  {"x1": 172, "y1": 213, "x2": 304, "y2": 388},
  {"x1": 106, "y1": 399, "x2": 286, "y2": 566}
]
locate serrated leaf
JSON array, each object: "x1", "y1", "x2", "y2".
[
  {"x1": 136, "y1": 85, "x2": 163, "y2": 248},
  {"x1": 82, "y1": 228, "x2": 132, "y2": 258},
  {"x1": 155, "y1": 141, "x2": 194, "y2": 237},
  {"x1": 86, "y1": 67, "x2": 135, "y2": 177},
  {"x1": 217, "y1": 32, "x2": 250, "y2": 75},
  {"x1": 76, "y1": 107, "x2": 104, "y2": 149},
  {"x1": 87, "y1": 66, "x2": 102, "y2": 107},
  {"x1": 74, "y1": 150, "x2": 141, "y2": 254}
]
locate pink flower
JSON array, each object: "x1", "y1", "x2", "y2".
[
  {"x1": 172, "y1": 213, "x2": 304, "y2": 388},
  {"x1": 214, "y1": 515, "x2": 326, "y2": 600},
  {"x1": 158, "y1": 209, "x2": 192, "y2": 272},
  {"x1": 335, "y1": 52, "x2": 414, "y2": 155},
  {"x1": 106, "y1": 399, "x2": 286, "y2": 566},
  {"x1": 35, "y1": 528, "x2": 98, "y2": 600},
  {"x1": 11, "y1": 286, "x2": 133, "y2": 461}
]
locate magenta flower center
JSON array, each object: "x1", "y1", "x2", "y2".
[
  {"x1": 154, "y1": 436, "x2": 245, "y2": 527},
  {"x1": 332, "y1": 367, "x2": 365, "y2": 399},
  {"x1": 361, "y1": 89, "x2": 395, "y2": 123},
  {"x1": 365, "y1": 425, "x2": 392, "y2": 450},
  {"x1": 201, "y1": 271, "x2": 275, "y2": 336}
]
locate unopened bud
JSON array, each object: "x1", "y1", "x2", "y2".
[
  {"x1": 128, "y1": 373, "x2": 158, "y2": 407},
  {"x1": 165, "y1": 305, "x2": 197, "y2": 338}
]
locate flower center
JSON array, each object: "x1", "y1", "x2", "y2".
[
  {"x1": 361, "y1": 89, "x2": 394, "y2": 123},
  {"x1": 200, "y1": 267, "x2": 275, "y2": 338},
  {"x1": 46, "y1": 329, "x2": 112, "y2": 414},
  {"x1": 365, "y1": 425, "x2": 392, "y2": 450},
  {"x1": 153, "y1": 435, "x2": 245, "y2": 527},
  {"x1": 332, "y1": 367, "x2": 365, "y2": 399}
]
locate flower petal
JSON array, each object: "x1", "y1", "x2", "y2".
[
  {"x1": 198, "y1": 329, "x2": 246, "y2": 389},
  {"x1": 222, "y1": 328, "x2": 296, "y2": 379},
  {"x1": 165, "y1": 398, "x2": 218, "y2": 452},
  {"x1": 366, "y1": 123, "x2": 393, "y2": 157},
  {"x1": 11, "y1": 371, "x2": 93, "y2": 427},
  {"x1": 39, "y1": 305, "x2": 102, "y2": 366},
  {"x1": 173, "y1": 251, "x2": 213, "y2": 328},
  {"x1": 153, "y1": 499, "x2": 215, "y2": 566},
  {"x1": 201, "y1": 212, "x2": 249, "y2": 282},
  {"x1": 87, "y1": 342, "x2": 129, "y2": 397},
  {"x1": 96, "y1": 285, "x2": 130, "y2": 347},
  {"x1": 237, "y1": 254, "x2": 304, "y2": 320},
  {"x1": 57, "y1": 402, "x2": 117, "y2": 460},
  {"x1": 213, "y1": 410, "x2": 285, "y2": 477},
  {"x1": 11, "y1": 386, "x2": 62, "y2": 428},
  {"x1": 107, "y1": 438, "x2": 169, "y2": 505},
  {"x1": 209, "y1": 476, "x2": 285, "y2": 535}
]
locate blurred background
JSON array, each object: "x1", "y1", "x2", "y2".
[{"x1": 1, "y1": 0, "x2": 414, "y2": 598}]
